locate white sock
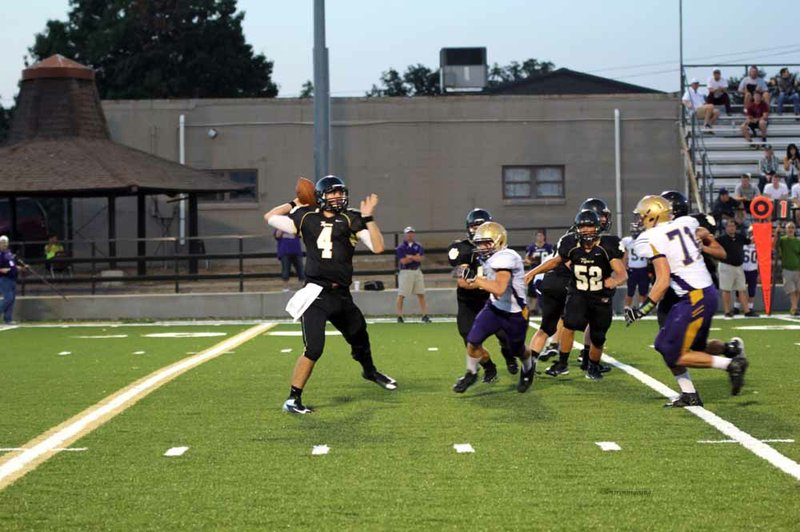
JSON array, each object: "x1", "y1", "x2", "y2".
[
  {"x1": 521, "y1": 355, "x2": 534, "y2": 373},
  {"x1": 674, "y1": 371, "x2": 696, "y2": 393},
  {"x1": 710, "y1": 356, "x2": 731, "y2": 370},
  {"x1": 466, "y1": 355, "x2": 481, "y2": 374}
]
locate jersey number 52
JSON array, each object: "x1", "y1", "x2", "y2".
[{"x1": 574, "y1": 264, "x2": 603, "y2": 291}]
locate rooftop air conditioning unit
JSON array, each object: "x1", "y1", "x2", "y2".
[{"x1": 440, "y1": 47, "x2": 487, "y2": 93}]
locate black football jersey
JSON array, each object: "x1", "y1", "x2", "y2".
[
  {"x1": 289, "y1": 207, "x2": 368, "y2": 287},
  {"x1": 557, "y1": 233, "x2": 624, "y2": 298},
  {"x1": 689, "y1": 212, "x2": 720, "y2": 287},
  {"x1": 447, "y1": 238, "x2": 490, "y2": 304}
]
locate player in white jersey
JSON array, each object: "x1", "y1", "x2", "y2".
[
  {"x1": 622, "y1": 228, "x2": 650, "y2": 309},
  {"x1": 741, "y1": 226, "x2": 758, "y2": 310},
  {"x1": 626, "y1": 196, "x2": 749, "y2": 407},
  {"x1": 453, "y1": 222, "x2": 536, "y2": 394}
]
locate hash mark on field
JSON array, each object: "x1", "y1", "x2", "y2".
[
  {"x1": 280, "y1": 348, "x2": 293, "y2": 353},
  {"x1": 698, "y1": 439, "x2": 795, "y2": 444},
  {"x1": 453, "y1": 443, "x2": 475, "y2": 454},
  {"x1": 312, "y1": 445, "x2": 330, "y2": 456},
  {"x1": 595, "y1": 442, "x2": 622, "y2": 452},
  {"x1": 58, "y1": 351, "x2": 71, "y2": 356},
  {"x1": 163, "y1": 446, "x2": 189, "y2": 457},
  {"x1": 132, "y1": 351, "x2": 145, "y2": 355},
  {"x1": 427, "y1": 347, "x2": 439, "y2": 351}
]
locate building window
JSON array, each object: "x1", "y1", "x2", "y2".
[
  {"x1": 199, "y1": 169, "x2": 258, "y2": 202},
  {"x1": 502, "y1": 166, "x2": 564, "y2": 199}
]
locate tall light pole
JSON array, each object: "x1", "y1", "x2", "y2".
[{"x1": 313, "y1": 0, "x2": 330, "y2": 180}]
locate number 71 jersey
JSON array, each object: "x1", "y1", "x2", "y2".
[
  {"x1": 633, "y1": 216, "x2": 712, "y2": 297},
  {"x1": 557, "y1": 233, "x2": 624, "y2": 299}
]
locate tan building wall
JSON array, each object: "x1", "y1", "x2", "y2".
[{"x1": 72, "y1": 94, "x2": 681, "y2": 253}]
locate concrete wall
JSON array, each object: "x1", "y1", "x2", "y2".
[{"x1": 67, "y1": 94, "x2": 682, "y2": 255}]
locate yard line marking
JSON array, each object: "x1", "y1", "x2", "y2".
[
  {"x1": 58, "y1": 351, "x2": 71, "y2": 356},
  {"x1": 0, "y1": 448, "x2": 87, "y2": 452},
  {"x1": 143, "y1": 332, "x2": 227, "y2": 338},
  {"x1": 132, "y1": 351, "x2": 146, "y2": 355},
  {"x1": 0, "y1": 322, "x2": 275, "y2": 491},
  {"x1": 453, "y1": 443, "x2": 475, "y2": 454},
  {"x1": 527, "y1": 320, "x2": 800, "y2": 482},
  {"x1": 595, "y1": 442, "x2": 622, "y2": 451},
  {"x1": 427, "y1": 347, "x2": 439, "y2": 351},
  {"x1": 72, "y1": 335, "x2": 129, "y2": 339},
  {"x1": 698, "y1": 439, "x2": 795, "y2": 444},
  {"x1": 164, "y1": 446, "x2": 189, "y2": 457},
  {"x1": 0, "y1": 325, "x2": 19, "y2": 332},
  {"x1": 280, "y1": 348, "x2": 293, "y2": 353},
  {"x1": 311, "y1": 445, "x2": 330, "y2": 456}
]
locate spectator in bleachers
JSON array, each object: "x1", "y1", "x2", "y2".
[
  {"x1": 733, "y1": 173, "x2": 758, "y2": 213},
  {"x1": 784, "y1": 143, "x2": 800, "y2": 189},
  {"x1": 717, "y1": 219, "x2": 757, "y2": 318},
  {"x1": 775, "y1": 67, "x2": 800, "y2": 117},
  {"x1": 706, "y1": 68, "x2": 732, "y2": 115},
  {"x1": 741, "y1": 90, "x2": 769, "y2": 146},
  {"x1": 791, "y1": 176, "x2": 800, "y2": 224},
  {"x1": 682, "y1": 78, "x2": 719, "y2": 132},
  {"x1": 775, "y1": 222, "x2": 800, "y2": 316},
  {"x1": 758, "y1": 144, "x2": 780, "y2": 191},
  {"x1": 711, "y1": 188, "x2": 741, "y2": 229},
  {"x1": 762, "y1": 171, "x2": 789, "y2": 201},
  {"x1": 738, "y1": 65, "x2": 770, "y2": 107}
]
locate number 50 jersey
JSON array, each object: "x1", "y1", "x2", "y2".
[
  {"x1": 633, "y1": 216, "x2": 713, "y2": 297},
  {"x1": 557, "y1": 233, "x2": 624, "y2": 300},
  {"x1": 289, "y1": 206, "x2": 369, "y2": 288}
]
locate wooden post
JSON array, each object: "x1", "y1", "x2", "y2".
[
  {"x1": 108, "y1": 195, "x2": 117, "y2": 268},
  {"x1": 188, "y1": 193, "x2": 199, "y2": 275},
  {"x1": 137, "y1": 192, "x2": 146, "y2": 275}
]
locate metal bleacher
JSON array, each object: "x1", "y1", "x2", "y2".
[{"x1": 682, "y1": 64, "x2": 800, "y2": 210}]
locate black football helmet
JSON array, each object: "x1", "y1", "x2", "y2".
[
  {"x1": 579, "y1": 198, "x2": 612, "y2": 232},
  {"x1": 660, "y1": 190, "x2": 689, "y2": 218},
  {"x1": 465, "y1": 208, "x2": 493, "y2": 237},
  {"x1": 574, "y1": 209, "x2": 601, "y2": 246},
  {"x1": 315, "y1": 175, "x2": 348, "y2": 213}
]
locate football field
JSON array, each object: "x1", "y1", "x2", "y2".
[{"x1": 1, "y1": 317, "x2": 799, "y2": 530}]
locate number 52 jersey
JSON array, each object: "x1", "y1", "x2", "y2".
[
  {"x1": 633, "y1": 216, "x2": 713, "y2": 297},
  {"x1": 557, "y1": 233, "x2": 624, "y2": 299}
]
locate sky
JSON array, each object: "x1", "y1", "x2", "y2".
[{"x1": 2, "y1": 0, "x2": 800, "y2": 106}]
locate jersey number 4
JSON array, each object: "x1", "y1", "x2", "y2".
[
  {"x1": 574, "y1": 264, "x2": 603, "y2": 291},
  {"x1": 317, "y1": 224, "x2": 334, "y2": 259}
]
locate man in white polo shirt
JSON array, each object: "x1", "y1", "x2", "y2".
[{"x1": 682, "y1": 78, "x2": 719, "y2": 132}]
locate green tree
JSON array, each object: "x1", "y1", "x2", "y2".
[
  {"x1": 29, "y1": 0, "x2": 278, "y2": 99},
  {"x1": 299, "y1": 80, "x2": 314, "y2": 99},
  {"x1": 487, "y1": 58, "x2": 555, "y2": 87},
  {"x1": 366, "y1": 65, "x2": 438, "y2": 97}
]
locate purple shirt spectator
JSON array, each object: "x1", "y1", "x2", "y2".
[
  {"x1": 275, "y1": 230, "x2": 302, "y2": 258},
  {"x1": 396, "y1": 240, "x2": 424, "y2": 270},
  {"x1": 525, "y1": 243, "x2": 555, "y2": 267},
  {"x1": 0, "y1": 249, "x2": 17, "y2": 280}
]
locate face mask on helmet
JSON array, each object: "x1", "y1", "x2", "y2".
[
  {"x1": 471, "y1": 222, "x2": 507, "y2": 260},
  {"x1": 579, "y1": 198, "x2": 612, "y2": 232},
  {"x1": 315, "y1": 176, "x2": 349, "y2": 213},
  {"x1": 465, "y1": 209, "x2": 492, "y2": 238},
  {"x1": 633, "y1": 195, "x2": 672, "y2": 229},
  {"x1": 574, "y1": 209, "x2": 601, "y2": 246}
]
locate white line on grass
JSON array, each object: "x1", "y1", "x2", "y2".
[
  {"x1": 312, "y1": 445, "x2": 330, "y2": 456},
  {"x1": 595, "y1": 442, "x2": 622, "y2": 451},
  {"x1": 528, "y1": 321, "x2": 800, "y2": 482},
  {"x1": 453, "y1": 443, "x2": 475, "y2": 454},
  {"x1": 0, "y1": 322, "x2": 275, "y2": 491},
  {"x1": 163, "y1": 446, "x2": 189, "y2": 457},
  {"x1": 0, "y1": 326, "x2": 19, "y2": 332},
  {"x1": 698, "y1": 439, "x2": 794, "y2": 444},
  {"x1": 0, "y1": 448, "x2": 87, "y2": 452}
]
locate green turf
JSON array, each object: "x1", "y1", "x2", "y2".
[
  {"x1": 1, "y1": 319, "x2": 799, "y2": 530},
  {"x1": 0, "y1": 324, "x2": 250, "y2": 447}
]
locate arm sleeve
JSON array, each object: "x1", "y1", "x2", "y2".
[
  {"x1": 396, "y1": 245, "x2": 407, "y2": 260},
  {"x1": 418, "y1": 245, "x2": 424, "y2": 256},
  {"x1": 603, "y1": 236, "x2": 625, "y2": 260},
  {"x1": 634, "y1": 235, "x2": 657, "y2": 260},
  {"x1": 556, "y1": 234, "x2": 573, "y2": 260},
  {"x1": 287, "y1": 207, "x2": 310, "y2": 233},
  {"x1": 268, "y1": 215, "x2": 298, "y2": 235},
  {"x1": 357, "y1": 230, "x2": 375, "y2": 252},
  {"x1": 347, "y1": 209, "x2": 367, "y2": 233}
]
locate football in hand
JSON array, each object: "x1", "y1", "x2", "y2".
[{"x1": 296, "y1": 177, "x2": 317, "y2": 207}]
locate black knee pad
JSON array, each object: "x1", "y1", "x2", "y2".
[
  {"x1": 303, "y1": 349, "x2": 323, "y2": 362},
  {"x1": 589, "y1": 329, "x2": 606, "y2": 348}
]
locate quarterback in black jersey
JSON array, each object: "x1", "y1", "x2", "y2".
[
  {"x1": 447, "y1": 209, "x2": 517, "y2": 379},
  {"x1": 526, "y1": 210, "x2": 627, "y2": 380},
  {"x1": 265, "y1": 175, "x2": 397, "y2": 414}
]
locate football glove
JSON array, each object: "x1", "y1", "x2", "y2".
[{"x1": 625, "y1": 298, "x2": 656, "y2": 327}]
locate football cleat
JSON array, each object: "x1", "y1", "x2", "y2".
[
  {"x1": 421, "y1": 315, "x2": 432, "y2": 323},
  {"x1": 517, "y1": 364, "x2": 536, "y2": 393},
  {"x1": 503, "y1": 355, "x2": 519, "y2": 375},
  {"x1": 585, "y1": 361, "x2": 603, "y2": 381},
  {"x1": 665, "y1": 392, "x2": 703, "y2": 408},
  {"x1": 727, "y1": 337, "x2": 745, "y2": 358},
  {"x1": 362, "y1": 370, "x2": 398, "y2": 390},
  {"x1": 538, "y1": 348, "x2": 558, "y2": 362},
  {"x1": 453, "y1": 371, "x2": 479, "y2": 393},
  {"x1": 283, "y1": 398, "x2": 313, "y2": 415},
  {"x1": 727, "y1": 355, "x2": 749, "y2": 396},
  {"x1": 482, "y1": 362, "x2": 498, "y2": 384},
  {"x1": 545, "y1": 362, "x2": 569, "y2": 377}
]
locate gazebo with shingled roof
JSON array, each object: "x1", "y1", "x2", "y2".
[{"x1": 0, "y1": 55, "x2": 243, "y2": 274}]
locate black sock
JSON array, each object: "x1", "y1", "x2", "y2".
[
  {"x1": 353, "y1": 349, "x2": 376, "y2": 374},
  {"x1": 289, "y1": 386, "x2": 303, "y2": 400},
  {"x1": 559, "y1": 352, "x2": 570, "y2": 365},
  {"x1": 580, "y1": 346, "x2": 590, "y2": 357},
  {"x1": 480, "y1": 359, "x2": 496, "y2": 369},
  {"x1": 531, "y1": 349, "x2": 540, "y2": 360}
]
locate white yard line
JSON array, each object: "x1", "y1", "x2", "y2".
[
  {"x1": 528, "y1": 320, "x2": 800, "y2": 481},
  {"x1": 0, "y1": 322, "x2": 275, "y2": 491},
  {"x1": 698, "y1": 439, "x2": 794, "y2": 444}
]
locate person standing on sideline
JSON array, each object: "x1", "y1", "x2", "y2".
[
  {"x1": 622, "y1": 224, "x2": 649, "y2": 309},
  {"x1": 717, "y1": 220, "x2": 757, "y2": 317},
  {"x1": 396, "y1": 227, "x2": 431, "y2": 323},
  {"x1": 274, "y1": 228, "x2": 304, "y2": 292},
  {"x1": 776, "y1": 222, "x2": 800, "y2": 316},
  {"x1": 741, "y1": 227, "x2": 759, "y2": 312},
  {"x1": 0, "y1": 236, "x2": 19, "y2": 325},
  {"x1": 523, "y1": 229, "x2": 555, "y2": 314}
]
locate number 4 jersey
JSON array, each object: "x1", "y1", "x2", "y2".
[
  {"x1": 634, "y1": 216, "x2": 713, "y2": 297},
  {"x1": 557, "y1": 233, "x2": 624, "y2": 299},
  {"x1": 289, "y1": 206, "x2": 369, "y2": 288}
]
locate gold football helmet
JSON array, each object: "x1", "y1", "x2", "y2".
[
  {"x1": 633, "y1": 195, "x2": 672, "y2": 229},
  {"x1": 472, "y1": 221, "x2": 508, "y2": 259}
]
